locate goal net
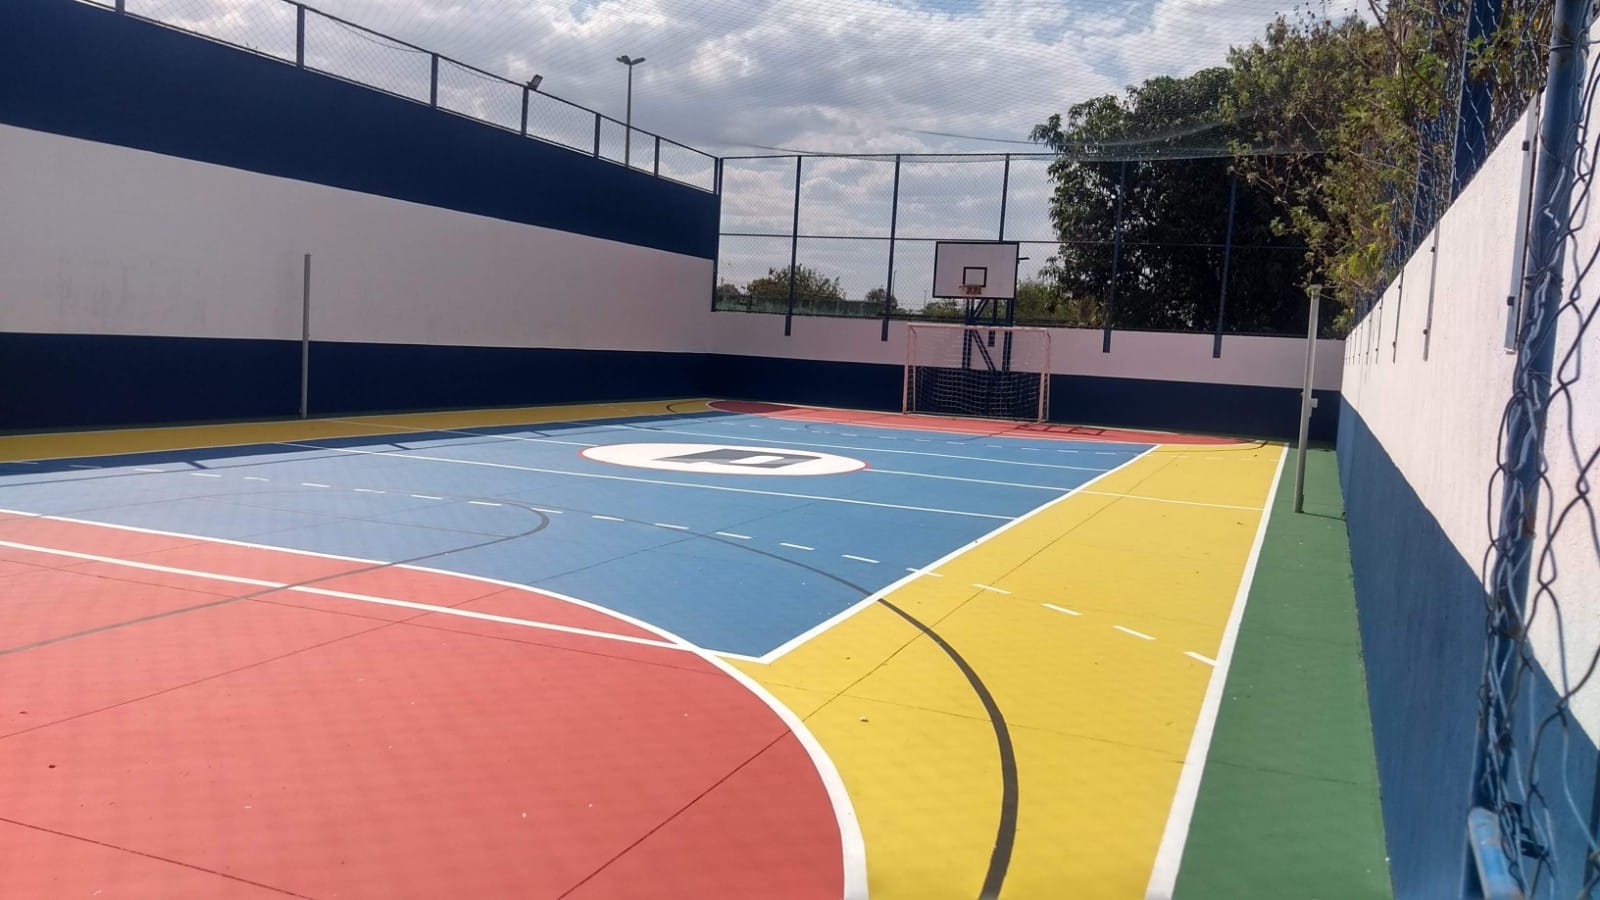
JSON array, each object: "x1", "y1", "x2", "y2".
[{"x1": 903, "y1": 324, "x2": 1050, "y2": 422}]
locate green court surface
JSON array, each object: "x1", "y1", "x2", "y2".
[{"x1": 1175, "y1": 448, "x2": 1392, "y2": 899}]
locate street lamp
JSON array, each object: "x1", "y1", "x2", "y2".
[{"x1": 615, "y1": 54, "x2": 645, "y2": 166}]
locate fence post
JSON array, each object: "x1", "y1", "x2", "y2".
[
  {"x1": 784, "y1": 156, "x2": 802, "y2": 337},
  {"x1": 1454, "y1": 0, "x2": 1505, "y2": 191},
  {"x1": 1102, "y1": 160, "x2": 1128, "y2": 353},
  {"x1": 711, "y1": 158, "x2": 724, "y2": 312},
  {"x1": 295, "y1": 5, "x2": 306, "y2": 68},
  {"x1": 1213, "y1": 175, "x2": 1238, "y2": 358},
  {"x1": 882, "y1": 154, "x2": 902, "y2": 342},
  {"x1": 114, "y1": 0, "x2": 124, "y2": 12},
  {"x1": 1471, "y1": 0, "x2": 1590, "y2": 893},
  {"x1": 998, "y1": 153, "x2": 1012, "y2": 240},
  {"x1": 520, "y1": 87, "x2": 529, "y2": 137},
  {"x1": 654, "y1": 136, "x2": 661, "y2": 176},
  {"x1": 300, "y1": 254, "x2": 312, "y2": 419},
  {"x1": 429, "y1": 54, "x2": 439, "y2": 108},
  {"x1": 593, "y1": 115, "x2": 601, "y2": 158}
]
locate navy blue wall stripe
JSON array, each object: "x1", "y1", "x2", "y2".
[
  {"x1": 1337, "y1": 399, "x2": 1599, "y2": 899},
  {"x1": 0, "y1": 332, "x2": 1335, "y2": 440},
  {"x1": 0, "y1": 0, "x2": 717, "y2": 260},
  {"x1": 0, "y1": 332, "x2": 301, "y2": 430}
]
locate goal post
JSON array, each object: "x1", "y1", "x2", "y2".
[{"x1": 903, "y1": 324, "x2": 1051, "y2": 422}]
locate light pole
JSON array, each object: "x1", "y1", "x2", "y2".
[{"x1": 616, "y1": 54, "x2": 645, "y2": 166}]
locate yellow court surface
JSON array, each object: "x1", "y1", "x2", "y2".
[{"x1": 735, "y1": 442, "x2": 1285, "y2": 898}]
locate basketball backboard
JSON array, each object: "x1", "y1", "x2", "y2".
[{"x1": 932, "y1": 241, "x2": 1019, "y2": 300}]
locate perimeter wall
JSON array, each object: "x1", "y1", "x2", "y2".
[{"x1": 0, "y1": 0, "x2": 1339, "y2": 439}]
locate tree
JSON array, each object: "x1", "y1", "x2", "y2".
[
  {"x1": 1225, "y1": 4, "x2": 1549, "y2": 328},
  {"x1": 745, "y1": 265, "x2": 845, "y2": 306},
  {"x1": 1030, "y1": 68, "x2": 1313, "y2": 334},
  {"x1": 864, "y1": 287, "x2": 898, "y2": 310}
]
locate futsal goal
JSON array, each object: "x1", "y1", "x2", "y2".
[{"x1": 902, "y1": 324, "x2": 1051, "y2": 422}]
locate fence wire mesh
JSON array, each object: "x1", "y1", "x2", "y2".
[
  {"x1": 715, "y1": 151, "x2": 1322, "y2": 335},
  {"x1": 90, "y1": 0, "x2": 714, "y2": 191},
  {"x1": 1475, "y1": 1, "x2": 1600, "y2": 897}
]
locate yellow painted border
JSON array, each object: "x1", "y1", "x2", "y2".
[
  {"x1": 0, "y1": 399, "x2": 715, "y2": 463},
  {"x1": 736, "y1": 442, "x2": 1284, "y2": 899}
]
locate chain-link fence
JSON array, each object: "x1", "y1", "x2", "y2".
[
  {"x1": 714, "y1": 151, "x2": 1331, "y2": 340},
  {"x1": 80, "y1": 0, "x2": 716, "y2": 191},
  {"x1": 1473, "y1": 0, "x2": 1600, "y2": 896}
]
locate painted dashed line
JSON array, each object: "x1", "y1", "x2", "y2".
[
  {"x1": 779, "y1": 542, "x2": 815, "y2": 551},
  {"x1": 654, "y1": 522, "x2": 689, "y2": 531},
  {"x1": 353, "y1": 487, "x2": 383, "y2": 493},
  {"x1": 135, "y1": 467, "x2": 164, "y2": 473},
  {"x1": 244, "y1": 476, "x2": 270, "y2": 483},
  {"x1": 468, "y1": 500, "x2": 502, "y2": 507},
  {"x1": 190, "y1": 473, "x2": 222, "y2": 478},
  {"x1": 410, "y1": 494, "x2": 444, "y2": 501},
  {"x1": 1185, "y1": 651, "x2": 1216, "y2": 666},
  {"x1": 842, "y1": 554, "x2": 879, "y2": 564},
  {"x1": 591, "y1": 514, "x2": 624, "y2": 522},
  {"x1": 68, "y1": 464, "x2": 99, "y2": 470},
  {"x1": 715, "y1": 531, "x2": 752, "y2": 540},
  {"x1": 1043, "y1": 603, "x2": 1082, "y2": 617},
  {"x1": 301, "y1": 482, "x2": 330, "y2": 488},
  {"x1": 906, "y1": 567, "x2": 944, "y2": 578},
  {"x1": 531, "y1": 507, "x2": 563, "y2": 515},
  {"x1": 973, "y1": 583, "x2": 1011, "y2": 595},
  {"x1": 1114, "y1": 625, "x2": 1155, "y2": 641}
]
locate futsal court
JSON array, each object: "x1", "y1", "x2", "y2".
[{"x1": 0, "y1": 398, "x2": 1281, "y2": 898}]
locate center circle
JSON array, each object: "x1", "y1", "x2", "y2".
[{"x1": 581, "y1": 443, "x2": 867, "y2": 476}]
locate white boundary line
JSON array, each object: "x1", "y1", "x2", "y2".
[
  {"x1": 0, "y1": 506, "x2": 868, "y2": 899},
  {"x1": 755, "y1": 446, "x2": 1159, "y2": 664},
  {"x1": 0, "y1": 539, "x2": 683, "y2": 651},
  {"x1": 281, "y1": 442, "x2": 1009, "y2": 521},
  {"x1": 605, "y1": 421, "x2": 1117, "y2": 472},
  {"x1": 1144, "y1": 444, "x2": 1288, "y2": 900}
]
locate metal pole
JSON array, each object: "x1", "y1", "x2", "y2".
[
  {"x1": 1471, "y1": 3, "x2": 1589, "y2": 891},
  {"x1": 593, "y1": 114, "x2": 601, "y2": 158},
  {"x1": 520, "y1": 87, "x2": 529, "y2": 137},
  {"x1": 711, "y1": 159, "x2": 724, "y2": 312},
  {"x1": 115, "y1": 0, "x2": 125, "y2": 11},
  {"x1": 429, "y1": 54, "x2": 439, "y2": 108},
  {"x1": 624, "y1": 65, "x2": 633, "y2": 167},
  {"x1": 654, "y1": 136, "x2": 661, "y2": 176},
  {"x1": 299, "y1": 254, "x2": 312, "y2": 419},
  {"x1": 881, "y1": 154, "x2": 902, "y2": 342},
  {"x1": 1102, "y1": 161, "x2": 1128, "y2": 353},
  {"x1": 998, "y1": 153, "x2": 1011, "y2": 240},
  {"x1": 784, "y1": 156, "x2": 802, "y2": 337},
  {"x1": 1213, "y1": 175, "x2": 1238, "y2": 358},
  {"x1": 1293, "y1": 284, "x2": 1322, "y2": 513},
  {"x1": 295, "y1": 5, "x2": 306, "y2": 68}
]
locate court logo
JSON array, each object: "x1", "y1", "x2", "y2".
[{"x1": 581, "y1": 443, "x2": 866, "y2": 476}]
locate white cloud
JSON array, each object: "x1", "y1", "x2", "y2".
[{"x1": 96, "y1": 0, "x2": 1364, "y2": 300}]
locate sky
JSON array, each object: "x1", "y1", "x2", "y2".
[{"x1": 109, "y1": 0, "x2": 1365, "y2": 304}]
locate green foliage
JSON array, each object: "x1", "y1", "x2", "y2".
[
  {"x1": 1030, "y1": 68, "x2": 1313, "y2": 334},
  {"x1": 745, "y1": 264, "x2": 845, "y2": 305},
  {"x1": 1028, "y1": 1, "x2": 1551, "y2": 335}
]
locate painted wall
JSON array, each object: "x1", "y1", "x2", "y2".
[
  {"x1": 0, "y1": 0, "x2": 1339, "y2": 441},
  {"x1": 1338, "y1": 100, "x2": 1600, "y2": 898},
  {"x1": 709, "y1": 313, "x2": 1343, "y2": 440}
]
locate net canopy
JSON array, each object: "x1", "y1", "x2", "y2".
[{"x1": 111, "y1": 0, "x2": 1371, "y2": 159}]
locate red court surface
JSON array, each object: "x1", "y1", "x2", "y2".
[
  {"x1": 711, "y1": 400, "x2": 1245, "y2": 445},
  {"x1": 0, "y1": 513, "x2": 846, "y2": 899}
]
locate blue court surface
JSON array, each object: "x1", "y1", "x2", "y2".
[{"x1": 0, "y1": 408, "x2": 1149, "y2": 658}]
